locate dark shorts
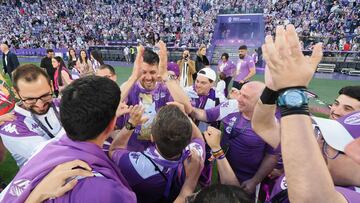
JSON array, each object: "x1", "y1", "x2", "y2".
[{"x1": 232, "y1": 80, "x2": 246, "y2": 90}]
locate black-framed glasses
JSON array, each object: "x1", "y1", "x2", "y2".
[{"x1": 19, "y1": 92, "x2": 53, "y2": 105}]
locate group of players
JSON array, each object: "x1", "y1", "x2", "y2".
[{"x1": 0, "y1": 25, "x2": 359, "y2": 203}]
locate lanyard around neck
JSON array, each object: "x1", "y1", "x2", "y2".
[{"x1": 31, "y1": 102, "x2": 61, "y2": 138}]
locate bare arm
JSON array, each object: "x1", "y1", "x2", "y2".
[
  {"x1": 263, "y1": 25, "x2": 346, "y2": 202},
  {"x1": 252, "y1": 65, "x2": 280, "y2": 148},
  {"x1": 120, "y1": 46, "x2": 144, "y2": 102},
  {"x1": 109, "y1": 105, "x2": 146, "y2": 157},
  {"x1": 282, "y1": 115, "x2": 345, "y2": 202},
  {"x1": 174, "y1": 149, "x2": 203, "y2": 203},
  {"x1": 252, "y1": 100, "x2": 280, "y2": 148},
  {"x1": 243, "y1": 67, "x2": 256, "y2": 82},
  {"x1": 240, "y1": 153, "x2": 278, "y2": 194},
  {"x1": 203, "y1": 127, "x2": 240, "y2": 187},
  {"x1": 190, "y1": 107, "x2": 208, "y2": 122},
  {"x1": 157, "y1": 41, "x2": 193, "y2": 114}
]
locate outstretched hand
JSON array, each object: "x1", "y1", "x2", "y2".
[
  {"x1": 262, "y1": 25, "x2": 322, "y2": 90},
  {"x1": 131, "y1": 45, "x2": 145, "y2": 80},
  {"x1": 128, "y1": 105, "x2": 148, "y2": 126},
  {"x1": 156, "y1": 40, "x2": 168, "y2": 81},
  {"x1": 26, "y1": 160, "x2": 94, "y2": 202}
]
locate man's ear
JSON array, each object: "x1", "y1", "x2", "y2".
[{"x1": 105, "y1": 117, "x2": 117, "y2": 134}]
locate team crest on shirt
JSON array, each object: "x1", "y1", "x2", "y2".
[
  {"x1": 9, "y1": 179, "x2": 30, "y2": 197},
  {"x1": 280, "y1": 176, "x2": 288, "y2": 190},
  {"x1": 153, "y1": 92, "x2": 166, "y2": 101},
  {"x1": 221, "y1": 101, "x2": 230, "y2": 108},
  {"x1": 225, "y1": 117, "x2": 237, "y2": 134}
]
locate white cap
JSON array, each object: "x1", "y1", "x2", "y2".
[
  {"x1": 312, "y1": 111, "x2": 360, "y2": 152},
  {"x1": 197, "y1": 67, "x2": 216, "y2": 82}
]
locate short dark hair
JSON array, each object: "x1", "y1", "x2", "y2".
[
  {"x1": 12, "y1": 64, "x2": 51, "y2": 91},
  {"x1": 221, "y1": 53, "x2": 229, "y2": 60},
  {"x1": 143, "y1": 48, "x2": 160, "y2": 65},
  {"x1": 151, "y1": 105, "x2": 192, "y2": 159},
  {"x1": 46, "y1": 49, "x2": 54, "y2": 53},
  {"x1": 99, "y1": 64, "x2": 116, "y2": 75},
  {"x1": 339, "y1": 86, "x2": 360, "y2": 101},
  {"x1": 238, "y1": 45, "x2": 247, "y2": 50},
  {"x1": 189, "y1": 184, "x2": 253, "y2": 203},
  {"x1": 60, "y1": 76, "x2": 121, "y2": 141}
]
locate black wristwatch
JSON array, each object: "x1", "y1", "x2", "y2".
[{"x1": 125, "y1": 121, "x2": 136, "y2": 130}]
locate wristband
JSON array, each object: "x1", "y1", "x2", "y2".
[
  {"x1": 208, "y1": 148, "x2": 226, "y2": 161},
  {"x1": 279, "y1": 104, "x2": 310, "y2": 117},
  {"x1": 260, "y1": 87, "x2": 278, "y2": 105},
  {"x1": 278, "y1": 86, "x2": 307, "y2": 95}
]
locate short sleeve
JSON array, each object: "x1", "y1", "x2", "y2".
[
  {"x1": 205, "y1": 99, "x2": 238, "y2": 122},
  {"x1": 111, "y1": 148, "x2": 130, "y2": 166}
]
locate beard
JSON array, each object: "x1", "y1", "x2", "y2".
[
  {"x1": 28, "y1": 102, "x2": 51, "y2": 115},
  {"x1": 239, "y1": 54, "x2": 245, "y2": 59}
]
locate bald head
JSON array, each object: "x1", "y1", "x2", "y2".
[
  {"x1": 236, "y1": 81, "x2": 265, "y2": 115},
  {"x1": 243, "y1": 81, "x2": 265, "y2": 98}
]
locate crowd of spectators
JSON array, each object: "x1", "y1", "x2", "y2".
[{"x1": 0, "y1": 0, "x2": 359, "y2": 51}]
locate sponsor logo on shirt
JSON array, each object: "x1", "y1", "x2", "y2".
[
  {"x1": 221, "y1": 101, "x2": 230, "y2": 108},
  {"x1": 1, "y1": 123, "x2": 19, "y2": 135},
  {"x1": 344, "y1": 112, "x2": 360, "y2": 125},
  {"x1": 9, "y1": 179, "x2": 30, "y2": 197}
]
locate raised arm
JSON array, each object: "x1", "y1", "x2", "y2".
[
  {"x1": 190, "y1": 107, "x2": 208, "y2": 122},
  {"x1": 252, "y1": 66, "x2": 280, "y2": 149},
  {"x1": 263, "y1": 24, "x2": 346, "y2": 202},
  {"x1": 174, "y1": 149, "x2": 203, "y2": 203},
  {"x1": 203, "y1": 126, "x2": 240, "y2": 187},
  {"x1": 157, "y1": 41, "x2": 193, "y2": 114},
  {"x1": 119, "y1": 45, "x2": 144, "y2": 102},
  {"x1": 109, "y1": 105, "x2": 146, "y2": 157}
]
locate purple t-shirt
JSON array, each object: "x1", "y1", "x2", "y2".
[
  {"x1": 1, "y1": 135, "x2": 136, "y2": 203},
  {"x1": 217, "y1": 60, "x2": 235, "y2": 77},
  {"x1": 270, "y1": 175, "x2": 360, "y2": 202},
  {"x1": 124, "y1": 82, "x2": 173, "y2": 151},
  {"x1": 206, "y1": 100, "x2": 278, "y2": 182},
  {"x1": 234, "y1": 55, "x2": 255, "y2": 81},
  {"x1": 112, "y1": 138, "x2": 205, "y2": 203}
]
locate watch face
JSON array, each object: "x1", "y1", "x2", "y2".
[{"x1": 285, "y1": 91, "x2": 303, "y2": 107}]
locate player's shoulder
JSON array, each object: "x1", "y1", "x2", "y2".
[{"x1": 67, "y1": 177, "x2": 136, "y2": 203}]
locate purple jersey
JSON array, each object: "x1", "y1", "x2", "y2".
[
  {"x1": 112, "y1": 138, "x2": 205, "y2": 203},
  {"x1": 1, "y1": 135, "x2": 136, "y2": 203},
  {"x1": 234, "y1": 55, "x2": 255, "y2": 82},
  {"x1": 125, "y1": 82, "x2": 173, "y2": 151},
  {"x1": 206, "y1": 100, "x2": 278, "y2": 183},
  {"x1": 0, "y1": 99, "x2": 65, "y2": 167},
  {"x1": 217, "y1": 60, "x2": 235, "y2": 78},
  {"x1": 270, "y1": 175, "x2": 360, "y2": 202},
  {"x1": 184, "y1": 85, "x2": 226, "y2": 132}
]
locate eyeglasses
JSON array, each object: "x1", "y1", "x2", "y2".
[
  {"x1": 322, "y1": 142, "x2": 344, "y2": 160},
  {"x1": 19, "y1": 92, "x2": 53, "y2": 105},
  {"x1": 314, "y1": 125, "x2": 344, "y2": 160}
]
